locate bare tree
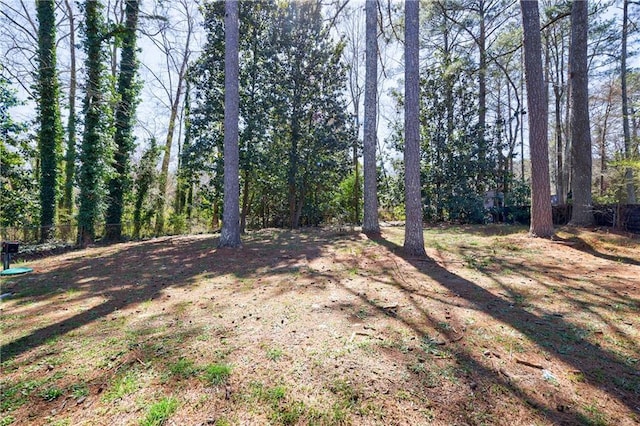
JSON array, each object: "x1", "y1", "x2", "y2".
[
  {"x1": 141, "y1": 0, "x2": 195, "y2": 236},
  {"x1": 520, "y1": 0, "x2": 554, "y2": 237},
  {"x1": 403, "y1": 0, "x2": 425, "y2": 256},
  {"x1": 218, "y1": 0, "x2": 241, "y2": 248}
]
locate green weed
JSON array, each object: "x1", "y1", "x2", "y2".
[
  {"x1": 39, "y1": 386, "x2": 63, "y2": 401},
  {"x1": 140, "y1": 396, "x2": 178, "y2": 426},
  {"x1": 266, "y1": 348, "x2": 283, "y2": 362},
  {"x1": 0, "y1": 416, "x2": 15, "y2": 426},
  {"x1": 203, "y1": 364, "x2": 231, "y2": 385},
  {"x1": 168, "y1": 358, "x2": 198, "y2": 379},
  {"x1": 103, "y1": 370, "x2": 139, "y2": 402}
]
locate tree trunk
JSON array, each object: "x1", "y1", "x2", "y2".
[
  {"x1": 37, "y1": 0, "x2": 63, "y2": 241},
  {"x1": 154, "y1": 8, "x2": 192, "y2": 236},
  {"x1": 520, "y1": 0, "x2": 554, "y2": 238},
  {"x1": 78, "y1": 0, "x2": 108, "y2": 247},
  {"x1": 621, "y1": 0, "x2": 636, "y2": 203},
  {"x1": 105, "y1": 0, "x2": 140, "y2": 241},
  {"x1": 362, "y1": 0, "x2": 380, "y2": 235},
  {"x1": 218, "y1": 0, "x2": 241, "y2": 248},
  {"x1": 62, "y1": 0, "x2": 77, "y2": 218},
  {"x1": 403, "y1": 0, "x2": 425, "y2": 256},
  {"x1": 568, "y1": 0, "x2": 594, "y2": 226}
]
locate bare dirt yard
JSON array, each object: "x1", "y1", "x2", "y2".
[{"x1": 1, "y1": 225, "x2": 639, "y2": 426}]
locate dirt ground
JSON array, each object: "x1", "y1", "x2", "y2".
[{"x1": 1, "y1": 225, "x2": 639, "y2": 426}]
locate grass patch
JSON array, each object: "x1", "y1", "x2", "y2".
[
  {"x1": 202, "y1": 363, "x2": 231, "y2": 385},
  {"x1": 0, "y1": 416, "x2": 15, "y2": 426},
  {"x1": 168, "y1": 358, "x2": 199, "y2": 379},
  {"x1": 103, "y1": 370, "x2": 139, "y2": 402},
  {"x1": 39, "y1": 386, "x2": 63, "y2": 401},
  {"x1": 140, "y1": 396, "x2": 178, "y2": 426},
  {"x1": 266, "y1": 347, "x2": 284, "y2": 362}
]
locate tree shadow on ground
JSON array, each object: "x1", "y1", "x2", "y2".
[
  {"x1": 0, "y1": 230, "x2": 359, "y2": 362},
  {"x1": 359, "y1": 234, "x2": 640, "y2": 422},
  {"x1": 552, "y1": 234, "x2": 640, "y2": 267}
]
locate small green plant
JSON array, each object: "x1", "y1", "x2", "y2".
[
  {"x1": 140, "y1": 396, "x2": 178, "y2": 426},
  {"x1": 266, "y1": 348, "x2": 283, "y2": 362},
  {"x1": 104, "y1": 370, "x2": 139, "y2": 402},
  {"x1": 40, "y1": 386, "x2": 63, "y2": 401},
  {"x1": 203, "y1": 364, "x2": 231, "y2": 385},
  {"x1": 581, "y1": 403, "x2": 608, "y2": 426},
  {"x1": 70, "y1": 382, "x2": 89, "y2": 399},
  {"x1": 0, "y1": 416, "x2": 15, "y2": 426},
  {"x1": 168, "y1": 358, "x2": 198, "y2": 379}
]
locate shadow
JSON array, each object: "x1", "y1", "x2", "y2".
[
  {"x1": 366, "y1": 233, "x2": 640, "y2": 421},
  {"x1": 1, "y1": 230, "x2": 358, "y2": 362},
  {"x1": 552, "y1": 235, "x2": 640, "y2": 267}
]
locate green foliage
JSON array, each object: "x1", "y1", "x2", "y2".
[
  {"x1": 39, "y1": 386, "x2": 63, "y2": 401},
  {"x1": 332, "y1": 171, "x2": 363, "y2": 224},
  {"x1": 78, "y1": 0, "x2": 114, "y2": 244},
  {"x1": 36, "y1": 0, "x2": 64, "y2": 239},
  {"x1": 132, "y1": 139, "x2": 161, "y2": 239},
  {"x1": 105, "y1": 0, "x2": 141, "y2": 241},
  {"x1": 191, "y1": 0, "x2": 354, "y2": 229},
  {"x1": 140, "y1": 397, "x2": 178, "y2": 426},
  {"x1": 0, "y1": 78, "x2": 38, "y2": 228}
]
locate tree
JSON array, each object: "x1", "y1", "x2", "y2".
[
  {"x1": 62, "y1": 0, "x2": 78, "y2": 217},
  {"x1": 363, "y1": 0, "x2": 380, "y2": 234},
  {"x1": 621, "y1": 0, "x2": 636, "y2": 203},
  {"x1": 78, "y1": 0, "x2": 111, "y2": 246},
  {"x1": 403, "y1": 0, "x2": 425, "y2": 256},
  {"x1": 36, "y1": 0, "x2": 63, "y2": 241},
  {"x1": 132, "y1": 138, "x2": 161, "y2": 239},
  {"x1": 144, "y1": 0, "x2": 195, "y2": 236},
  {"x1": 105, "y1": 0, "x2": 141, "y2": 241},
  {"x1": 569, "y1": 0, "x2": 594, "y2": 226},
  {"x1": 219, "y1": 0, "x2": 241, "y2": 248},
  {"x1": 0, "y1": 77, "x2": 38, "y2": 229},
  {"x1": 520, "y1": 0, "x2": 553, "y2": 237}
]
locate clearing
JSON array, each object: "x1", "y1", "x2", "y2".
[{"x1": 1, "y1": 225, "x2": 639, "y2": 425}]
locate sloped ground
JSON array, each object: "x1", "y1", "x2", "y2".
[{"x1": 1, "y1": 225, "x2": 639, "y2": 426}]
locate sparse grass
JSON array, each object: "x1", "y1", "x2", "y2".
[
  {"x1": 580, "y1": 403, "x2": 609, "y2": 426},
  {"x1": 139, "y1": 396, "x2": 178, "y2": 426},
  {"x1": 0, "y1": 416, "x2": 15, "y2": 426},
  {"x1": 203, "y1": 364, "x2": 231, "y2": 386},
  {"x1": 39, "y1": 386, "x2": 63, "y2": 401},
  {"x1": 103, "y1": 370, "x2": 139, "y2": 402},
  {"x1": 168, "y1": 358, "x2": 198, "y2": 379},
  {"x1": 1, "y1": 226, "x2": 639, "y2": 425},
  {"x1": 266, "y1": 347, "x2": 283, "y2": 362}
]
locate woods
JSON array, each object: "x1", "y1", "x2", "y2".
[{"x1": 1, "y1": 0, "x2": 640, "y2": 242}]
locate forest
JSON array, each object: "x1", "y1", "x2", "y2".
[
  {"x1": 0, "y1": 0, "x2": 639, "y2": 245},
  {"x1": 2, "y1": 2, "x2": 640, "y2": 425}
]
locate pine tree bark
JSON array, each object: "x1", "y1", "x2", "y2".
[
  {"x1": 568, "y1": 0, "x2": 594, "y2": 226},
  {"x1": 62, "y1": 0, "x2": 77, "y2": 217},
  {"x1": 36, "y1": 0, "x2": 63, "y2": 241},
  {"x1": 621, "y1": 0, "x2": 636, "y2": 203},
  {"x1": 403, "y1": 0, "x2": 425, "y2": 256},
  {"x1": 520, "y1": 0, "x2": 554, "y2": 237},
  {"x1": 362, "y1": 0, "x2": 379, "y2": 235},
  {"x1": 219, "y1": 0, "x2": 241, "y2": 248}
]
